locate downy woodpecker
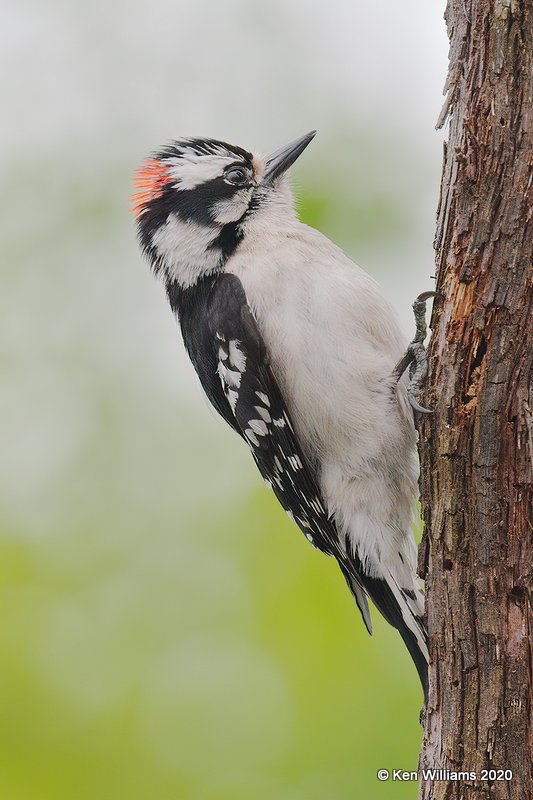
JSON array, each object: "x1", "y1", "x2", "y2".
[{"x1": 133, "y1": 132, "x2": 429, "y2": 698}]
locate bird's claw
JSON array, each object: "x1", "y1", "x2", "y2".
[{"x1": 395, "y1": 291, "x2": 439, "y2": 414}]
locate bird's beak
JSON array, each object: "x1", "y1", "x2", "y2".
[{"x1": 262, "y1": 131, "x2": 316, "y2": 185}]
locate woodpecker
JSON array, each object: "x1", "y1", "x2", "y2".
[{"x1": 133, "y1": 132, "x2": 429, "y2": 698}]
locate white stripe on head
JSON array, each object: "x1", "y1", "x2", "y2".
[{"x1": 166, "y1": 154, "x2": 235, "y2": 190}]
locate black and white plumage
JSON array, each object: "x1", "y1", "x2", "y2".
[{"x1": 133, "y1": 133, "x2": 429, "y2": 698}]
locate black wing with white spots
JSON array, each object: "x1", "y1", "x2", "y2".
[{"x1": 206, "y1": 274, "x2": 338, "y2": 552}]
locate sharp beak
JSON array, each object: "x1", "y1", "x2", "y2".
[{"x1": 262, "y1": 131, "x2": 316, "y2": 185}]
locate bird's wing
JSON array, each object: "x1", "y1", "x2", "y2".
[
  {"x1": 207, "y1": 274, "x2": 335, "y2": 554},
  {"x1": 205, "y1": 273, "x2": 374, "y2": 632},
  {"x1": 167, "y1": 278, "x2": 241, "y2": 437}
]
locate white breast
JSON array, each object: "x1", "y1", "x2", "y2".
[{"x1": 228, "y1": 202, "x2": 419, "y2": 575}]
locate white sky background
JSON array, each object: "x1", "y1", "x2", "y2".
[
  {"x1": 0, "y1": 0, "x2": 449, "y2": 517},
  {"x1": 2, "y1": 0, "x2": 448, "y2": 155}
]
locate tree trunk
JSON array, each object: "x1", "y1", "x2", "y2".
[{"x1": 417, "y1": 1, "x2": 532, "y2": 799}]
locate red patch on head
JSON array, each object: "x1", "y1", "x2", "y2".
[{"x1": 131, "y1": 158, "x2": 171, "y2": 218}]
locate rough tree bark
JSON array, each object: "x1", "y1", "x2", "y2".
[{"x1": 417, "y1": 1, "x2": 532, "y2": 799}]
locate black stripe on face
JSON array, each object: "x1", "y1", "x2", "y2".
[
  {"x1": 173, "y1": 175, "x2": 248, "y2": 226},
  {"x1": 138, "y1": 173, "x2": 250, "y2": 239},
  {"x1": 208, "y1": 220, "x2": 244, "y2": 261}
]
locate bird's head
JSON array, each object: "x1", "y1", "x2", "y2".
[{"x1": 132, "y1": 132, "x2": 316, "y2": 288}]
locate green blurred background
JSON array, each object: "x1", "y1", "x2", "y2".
[{"x1": 1, "y1": 1, "x2": 447, "y2": 797}]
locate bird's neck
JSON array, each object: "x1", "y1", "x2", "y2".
[{"x1": 240, "y1": 188, "x2": 298, "y2": 240}]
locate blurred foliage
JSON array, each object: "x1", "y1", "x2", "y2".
[{"x1": 0, "y1": 490, "x2": 423, "y2": 800}]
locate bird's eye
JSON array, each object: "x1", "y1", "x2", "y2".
[{"x1": 225, "y1": 167, "x2": 248, "y2": 185}]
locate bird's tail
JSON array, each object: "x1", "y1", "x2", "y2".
[
  {"x1": 360, "y1": 569, "x2": 428, "y2": 701},
  {"x1": 343, "y1": 560, "x2": 428, "y2": 701}
]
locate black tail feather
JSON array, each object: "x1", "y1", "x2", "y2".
[{"x1": 358, "y1": 571, "x2": 428, "y2": 703}]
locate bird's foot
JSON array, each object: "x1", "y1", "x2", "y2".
[{"x1": 394, "y1": 291, "x2": 438, "y2": 414}]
